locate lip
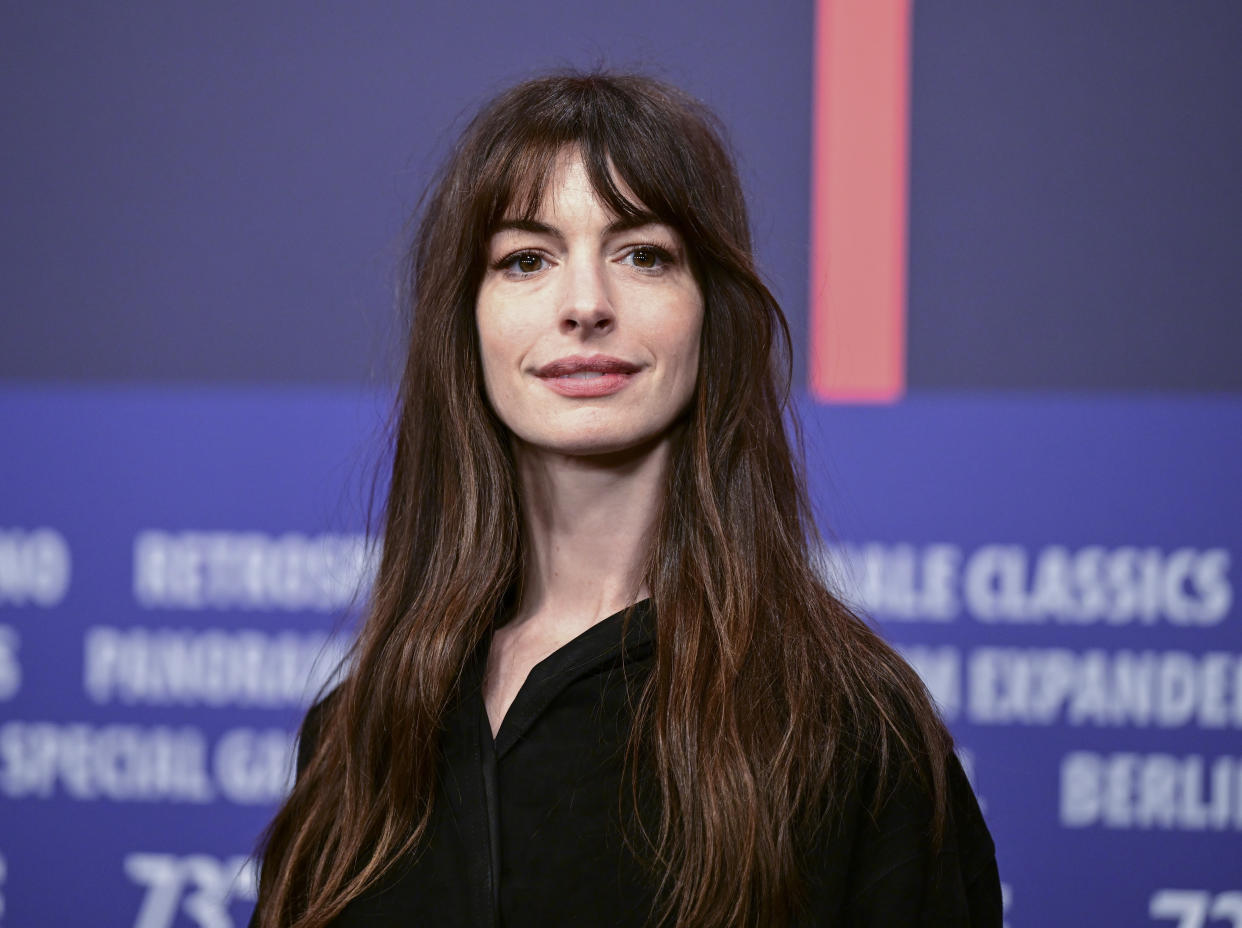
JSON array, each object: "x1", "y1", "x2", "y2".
[{"x1": 534, "y1": 354, "x2": 641, "y2": 398}]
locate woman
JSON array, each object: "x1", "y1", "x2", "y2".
[{"x1": 251, "y1": 72, "x2": 1001, "y2": 927}]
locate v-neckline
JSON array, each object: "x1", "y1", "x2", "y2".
[{"x1": 477, "y1": 599, "x2": 654, "y2": 757}]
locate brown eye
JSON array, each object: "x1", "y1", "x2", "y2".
[
  {"x1": 627, "y1": 244, "x2": 677, "y2": 271},
  {"x1": 631, "y1": 248, "x2": 657, "y2": 269},
  {"x1": 516, "y1": 253, "x2": 541, "y2": 273}
]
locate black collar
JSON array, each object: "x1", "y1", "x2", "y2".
[{"x1": 465, "y1": 599, "x2": 655, "y2": 757}]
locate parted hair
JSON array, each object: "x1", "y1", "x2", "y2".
[{"x1": 252, "y1": 71, "x2": 951, "y2": 928}]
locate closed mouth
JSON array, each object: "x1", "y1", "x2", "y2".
[{"x1": 535, "y1": 355, "x2": 641, "y2": 378}]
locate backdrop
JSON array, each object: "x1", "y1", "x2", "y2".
[{"x1": 3, "y1": 2, "x2": 1240, "y2": 926}]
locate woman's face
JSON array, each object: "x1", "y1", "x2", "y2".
[{"x1": 476, "y1": 150, "x2": 704, "y2": 458}]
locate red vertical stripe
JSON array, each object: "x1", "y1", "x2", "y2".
[{"x1": 810, "y1": 0, "x2": 912, "y2": 403}]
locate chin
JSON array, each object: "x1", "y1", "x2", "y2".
[{"x1": 515, "y1": 425, "x2": 672, "y2": 461}]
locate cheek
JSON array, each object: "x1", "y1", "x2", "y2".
[
  {"x1": 475, "y1": 302, "x2": 542, "y2": 430},
  {"x1": 670, "y1": 301, "x2": 705, "y2": 387},
  {"x1": 474, "y1": 301, "x2": 512, "y2": 405},
  {"x1": 476, "y1": 321, "x2": 504, "y2": 373},
  {"x1": 475, "y1": 285, "x2": 517, "y2": 355}
]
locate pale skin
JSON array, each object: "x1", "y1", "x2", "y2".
[{"x1": 475, "y1": 150, "x2": 704, "y2": 736}]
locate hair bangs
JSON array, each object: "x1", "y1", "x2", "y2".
[
  {"x1": 478, "y1": 139, "x2": 679, "y2": 239},
  {"x1": 474, "y1": 138, "x2": 561, "y2": 245},
  {"x1": 473, "y1": 90, "x2": 699, "y2": 254}
]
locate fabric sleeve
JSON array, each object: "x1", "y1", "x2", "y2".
[
  {"x1": 843, "y1": 752, "x2": 1002, "y2": 927},
  {"x1": 295, "y1": 692, "x2": 331, "y2": 779},
  {"x1": 248, "y1": 692, "x2": 339, "y2": 928}
]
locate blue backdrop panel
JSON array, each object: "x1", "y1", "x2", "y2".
[
  {"x1": 2, "y1": 388, "x2": 1238, "y2": 925},
  {"x1": 805, "y1": 394, "x2": 1242, "y2": 925},
  {"x1": 0, "y1": 388, "x2": 379, "y2": 928}
]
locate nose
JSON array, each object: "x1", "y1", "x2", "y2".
[{"x1": 558, "y1": 256, "x2": 615, "y2": 336}]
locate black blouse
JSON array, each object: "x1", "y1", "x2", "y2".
[{"x1": 260, "y1": 600, "x2": 1002, "y2": 927}]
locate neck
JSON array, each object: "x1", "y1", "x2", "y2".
[{"x1": 508, "y1": 435, "x2": 668, "y2": 637}]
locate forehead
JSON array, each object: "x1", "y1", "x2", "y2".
[
  {"x1": 493, "y1": 145, "x2": 652, "y2": 229},
  {"x1": 540, "y1": 154, "x2": 606, "y2": 215}
]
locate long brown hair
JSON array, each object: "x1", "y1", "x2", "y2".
[{"x1": 252, "y1": 72, "x2": 951, "y2": 928}]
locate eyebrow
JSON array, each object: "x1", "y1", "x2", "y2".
[{"x1": 490, "y1": 210, "x2": 669, "y2": 239}]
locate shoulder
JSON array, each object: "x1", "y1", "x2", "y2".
[
  {"x1": 295, "y1": 684, "x2": 344, "y2": 779},
  {"x1": 832, "y1": 747, "x2": 1002, "y2": 927}
]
